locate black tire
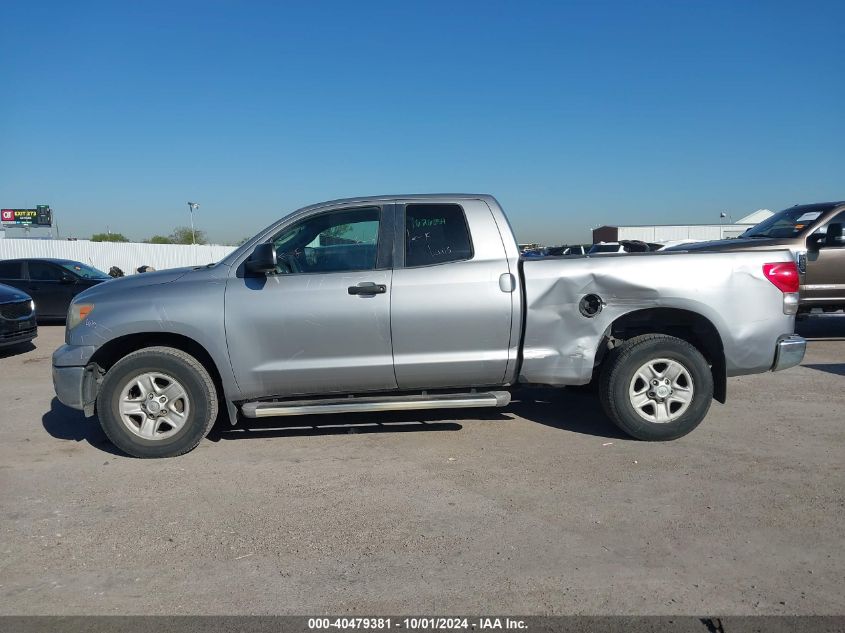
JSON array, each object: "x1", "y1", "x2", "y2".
[
  {"x1": 96, "y1": 346, "x2": 218, "y2": 458},
  {"x1": 599, "y1": 334, "x2": 713, "y2": 441}
]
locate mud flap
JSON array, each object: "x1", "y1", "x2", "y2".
[
  {"x1": 81, "y1": 364, "x2": 103, "y2": 417},
  {"x1": 713, "y1": 360, "x2": 727, "y2": 404}
]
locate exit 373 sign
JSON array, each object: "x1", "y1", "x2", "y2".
[{"x1": 1, "y1": 208, "x2": 52, "y2": 225}]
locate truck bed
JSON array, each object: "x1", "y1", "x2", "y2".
[{"x1": 519, "y1": 249, "x2": 796, "y2": 385}]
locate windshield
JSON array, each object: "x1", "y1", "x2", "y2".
[
  {"x1": 60, "y1": 262, "x2": 110, "y2": 279},
  {"x1": 743, "y1": 206, "x2": 829, "y2": 239}
]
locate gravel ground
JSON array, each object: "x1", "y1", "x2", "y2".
[{"x1": 0, "y1": 321, "x2": 842, "y2": 615}]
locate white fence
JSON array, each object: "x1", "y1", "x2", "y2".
[
  {"x1": 0, "y1": 239, "x2": 237, "y2": 275},
  {"x1": 617, "y1": 224, "x2": 757, "y2": 243}
]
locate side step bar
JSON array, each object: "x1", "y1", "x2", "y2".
[{"x1": 240, "y1": 391, "x2": 511, "y2": 419}]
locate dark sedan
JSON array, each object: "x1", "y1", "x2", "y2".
[
  {"x1": 0, "y1": 283, "x2": 37, "y2": 348},
  {"x1": 0, "y1": 258, "x2": 111, "y2": 320}
]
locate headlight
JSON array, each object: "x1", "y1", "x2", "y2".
[
  {"x1": 30, "y1": 299, "x2": 35, "y2": 312},
  {"x1": 67, "y1": 303, "x2": 94, "y2": 329}
]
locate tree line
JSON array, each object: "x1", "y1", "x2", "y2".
[{"x1": 90, "y1": 226, "x2": 236, "y2": 245}]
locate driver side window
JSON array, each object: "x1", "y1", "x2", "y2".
[
  {"x1": 271, "y1": 207, "x2": 380, "y2": 274},
  {"x1": 814, "y1": 211, "x2": 845, "y2": 243}
]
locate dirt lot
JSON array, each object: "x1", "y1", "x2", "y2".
[{"x1": 0, "y1": 321, "x2": 842, "y2": 615}]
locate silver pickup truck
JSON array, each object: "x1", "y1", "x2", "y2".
[{"x1": 52, "y1": 194, "x2": 806, "y2": 458}]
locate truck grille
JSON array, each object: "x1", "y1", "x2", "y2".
[{"x1": 0, "y1": 301, "x2": 33, "y2": 320}]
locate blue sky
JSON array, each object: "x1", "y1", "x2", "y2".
[{"x1": 1, "y1": 0, "x2": 843, "y2": 244}]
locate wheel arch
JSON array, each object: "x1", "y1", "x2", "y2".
[
  {"x1": 87, "y1": 332, "x2": 229, "y2": 415},
  {"x1": 600, "y1": 307, "x2": 727, "y2": 403}
]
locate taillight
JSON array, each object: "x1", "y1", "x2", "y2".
[{"x1": 763, "y1": 262, "x2": 799, "y2": 294}]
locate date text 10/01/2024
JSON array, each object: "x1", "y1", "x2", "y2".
[{"x1": 308, "y1": 618, "x2": 527, "y2": 630}]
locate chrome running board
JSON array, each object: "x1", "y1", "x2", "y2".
[{"x1": 240, "y1": 391, "x2": 511, "y2": 419}]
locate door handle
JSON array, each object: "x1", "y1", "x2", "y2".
[{"x1": 348, "y1": 282, "x2": 387, "y2": 295}]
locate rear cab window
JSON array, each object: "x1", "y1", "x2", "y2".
[{"x1": 404, "y1": 204, "x2": 473, "y2": 267}]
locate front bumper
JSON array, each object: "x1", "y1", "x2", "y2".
[
  {"x1": 772, "y1": 334, "x2": 806, "y2": 372},
  {"x1": 52, "y1": 344, "x2": 100, "y2": 414},
  {"x1": 0, "y1": 316, "x2": 37, "y2": 347},
  {"x1": 0, "y1": 304, "x2": 38, "y2": 347},
  {"x1": 53, "y1": 343, "x2": 97, "y2": 367},
  {"x1": 52, "y1": 365, "x2": 87, "y2": 410}
]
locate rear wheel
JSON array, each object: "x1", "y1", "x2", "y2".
[
  {"x1": 97, "y1": 346, "x2": 218, "y2": 458},
  {"x1": 600, "y1": 334, "x2": 713, "y2": 441}
]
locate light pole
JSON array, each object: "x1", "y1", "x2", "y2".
[{"x1": 187, "y1": 202, "x2": 200, "y2": 245}]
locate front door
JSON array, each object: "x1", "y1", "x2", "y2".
[
  {"x1": 805, "y1": 211, "x2": 845, "y2": 306},
  {"x1": 225, "y1": 205, "x2": 397, "y2": 400},
  {"x1": 25, "y1": 261, "x2": 75, "y2": 318},
  {"x1": 390, "y1": 200, "x2": 514, "y2": 389}
]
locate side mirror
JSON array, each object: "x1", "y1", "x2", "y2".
[
  {"x1": 245, "y1": 242, "x2": 277, "y2": 274},
  {"x1": 825, "y1": 223, "x2": 844, "y2": 248},
  {"x1": 807, "y1": 232, "x2": 826, "y2": 251}
]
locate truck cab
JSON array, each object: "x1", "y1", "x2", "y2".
[{"x1": 223, "y1": 197, "x2": 519, "y2": 398}]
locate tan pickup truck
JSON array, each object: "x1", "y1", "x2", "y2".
[{"x1": 669, "y1": 201, "x2": 845, "y2": 314}]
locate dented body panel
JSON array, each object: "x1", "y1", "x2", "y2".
[{"x1": 518, "y1": 250, "x2": 795, "y2": 385}]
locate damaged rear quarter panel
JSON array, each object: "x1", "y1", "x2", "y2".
[{"x1": 519, "y1": 250, "x2": 795, "y2": 385}]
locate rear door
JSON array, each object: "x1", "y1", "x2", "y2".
[
  {"x1": 225, "y1": 204, "x2": 397, "y2": 400},
  {"x1": 805, "y1": 210, "x2": 845, "y2": 306},
  {"x1": 390, "y1": 199, "x2": 514, "y2": 389}
]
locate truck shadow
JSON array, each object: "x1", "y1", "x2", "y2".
[
  {"x1": 511, "y1": 387, "x2": 628, "y2": 439},
  {"x1": 210, "y1": 417, "x2": 465, "y2": 440},
  {"x1": 803, "y1": 363, "x2": 845, "y2": 377},
  {"x1": 796, "y1": 314, "x2": 845, "y2": 341},
  {"x1": 41, "y1": 398, "x2": 126, "y2": 457},
  {"x1": 42, "y1": 387, "x2": 624, "y2": 456},
  {"x1": 0, "y1": 341, "x2": 35, "y2": 359}
]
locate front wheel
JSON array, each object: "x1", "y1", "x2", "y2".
[
  {"x1": 599, "y1": 334, "x2": 713, "y2": 441},
  {"x1": 96, "y1": 346, "x2": 219, "y2": 458}
]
